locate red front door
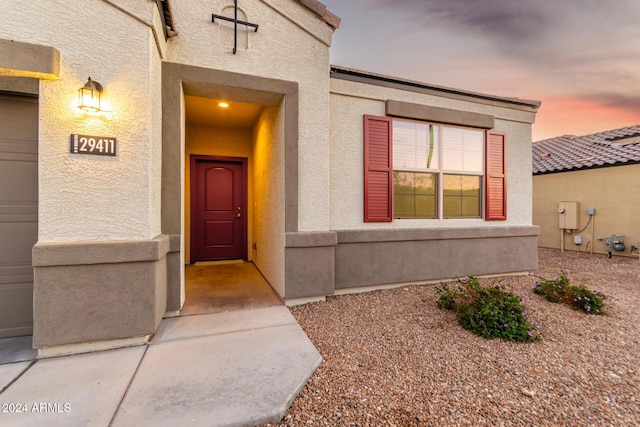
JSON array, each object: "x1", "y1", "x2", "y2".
[{"x1": 191, "y1": 157, "x2": 247, "y2": 263}]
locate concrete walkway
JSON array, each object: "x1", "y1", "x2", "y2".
[{"x1": 0, "y1": 306, "x2": 321, "y2": 426}]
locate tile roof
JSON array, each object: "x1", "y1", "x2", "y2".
[{"x1": 532, "y1": 124, "x2": 640, "y2": 175}]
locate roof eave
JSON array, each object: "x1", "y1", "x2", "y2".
[
  {"x1": 330, "y1": 65, "x2": 541, "y2": 110},
  {"x1": 296, "y1": 0, "x2": 341, "y2": 30},
  {"x1": 157, "y1": 0, "x2": 176, "y2": 39}
]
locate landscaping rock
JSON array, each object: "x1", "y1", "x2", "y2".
[{"x1": 263, "y1": 249, "x2": 640, "y2": 426}]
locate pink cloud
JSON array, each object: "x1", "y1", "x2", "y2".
[{"x1": 533, "y1": 97, "x2": 640, "y2": 141}]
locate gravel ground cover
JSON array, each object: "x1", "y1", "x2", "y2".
[{"x1": 265, "y1": 248, "x2": 640, "y2": 426}]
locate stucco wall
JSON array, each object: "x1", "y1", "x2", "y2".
[
  {"x1": 533, "y1": 164, "x2": 640, "y2": 257},
  {"x1": 184, "y1": 124, "x2": 254, "y2": 263},
  {"x1": 149, "y1": 34, "x2": 163, "y2": 239},
  {"x1": 329, "y1": 78, "x2": 536, "y2": 230},
  {"x1": 167, "y1": 0, "x2": 332, "y2": 232},
  {"x1": 0, "y1": 0, "x2": 165, "y2": 241},
  {"x1": 252, "y1": 105, "x2": 285, "y2": 296}
]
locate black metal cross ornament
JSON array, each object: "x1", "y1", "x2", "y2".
[{"x1": 212, "y1": 0, "x2": 259, "y2": 54}]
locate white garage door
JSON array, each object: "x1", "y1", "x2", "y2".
[{"x1": 0, "y1": 93, "x2": 38, "y2": 338}]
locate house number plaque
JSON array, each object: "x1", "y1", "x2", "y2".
[{"x1": 70, "y1": 134, "x2": 117, "y2": 156}]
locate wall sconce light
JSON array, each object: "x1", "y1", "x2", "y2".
[{"x1": 78, "y1": 77, "x2": 103, "y2": 112}]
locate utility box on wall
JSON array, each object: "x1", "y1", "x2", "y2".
[{"x1": 558, "y1": 201, "x2": 579, "y2": 229}]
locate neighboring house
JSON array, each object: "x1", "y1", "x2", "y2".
[
  {"x1": 0, "y1": 0, "x2": 540, "y2": 354},
  {"x1": 532, "y1": 125, "x2": 640, "y2": 257}
]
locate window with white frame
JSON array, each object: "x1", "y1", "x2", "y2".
[{"x1": 392, "y1": 120, "x2": 484, "y2": 219}]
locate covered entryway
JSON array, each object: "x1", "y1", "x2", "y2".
[
  {"x1": 0, "y1": 93, "x2": 38, "y2": 338},
  {"x1": 183, "y1": 92, "x2": 280, "y2": 311},
  {"x1": 162, "y1": 63, "x2": 299, "y2": 312},
  {"x1": 184, "y1": 95, "x2": 266, "y2": 268}
]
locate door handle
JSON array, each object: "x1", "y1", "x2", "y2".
[{"x1": 236, "y1": 206, "x2": 241, "y2": 219}]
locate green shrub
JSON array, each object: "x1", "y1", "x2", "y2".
[
  {"x1": 435, "y1": 276, "x2": 538, "y2": 342},
  {"x1": 434, "y1": 282, "x2": 458, "y2": 310},
  {"x1": 533, "y1": 270, "x2": 606, "y2": 315},
  {"x1": 532, "y1": 270, "x2": 570, "y2": 303},
  {"x1": 568, "y1": 285, "x2": 606, "y2": 314}
]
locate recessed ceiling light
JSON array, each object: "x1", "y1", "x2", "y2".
[{"x1": 218, "y1": 102, "x2": 229, "y2": 108}]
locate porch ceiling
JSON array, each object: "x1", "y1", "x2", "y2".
[{"x1": 185, "y1": 95, "x2": 263, "y2": 129}]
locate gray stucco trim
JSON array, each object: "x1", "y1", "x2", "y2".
[
  {"x1": 336, "y1": 226, "x2": 539, "y2": 244},
  {"x1": 386, "y1": 100, "x2": 495, "y2": 129},
  {"x1": 285, "y1": 245, "x2": 335, "y2": 298},
  {"x1": 164, "y1": 234, "x2": 181, "y2": 312},
  {"x1": 168, "y1": 233, "x2": 181, "y2": 252},
  {"x1": 335, "y1": 230, "x2": 539, "y2": 289},
  {"x1": 284, "y1": 232, "x2": 338, "y2": 299},
  {"x1": 161, "y1": 61, "x2": 299, "y2": 234},
  {"x1": 33, "y1": 259, "x2": 167, "y2": 348},
  {"x1": 285, "y1": 231, "x2": 337, "y2": 247},
  {"x1": 32, "y1": 235, "x2": 170, "y2": 267},
  {"x1": 32, "y1": 237, "x2": 169, "y2": 348},
  {"x1": 165, "y1": 250, "x2": 182, "y2": 312},
  {"x1": 282, "y1": 227, "x2": 539, "y2": 298},
  {"x1": 0, "y1": 38, "x2": 60, "y2": 79}
]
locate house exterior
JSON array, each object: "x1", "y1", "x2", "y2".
[
  {"x1": 532, "y1": 125, "x2": 640, "y2": 257},
  {"x1": 0, "y1": 0, "x2": 540, "y2": 355}
]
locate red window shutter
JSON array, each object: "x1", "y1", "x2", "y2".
[
  {"x1": 364, "y1": 115, "x2": 393, "y2": 222},
  {"x1": 485, "y1": 130, "x2": 507, "y2": 220}
]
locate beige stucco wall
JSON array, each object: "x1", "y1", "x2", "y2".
[
  {"x1": 252, "y1": 105, "x2": 285, "y2": 296},
  {"x1": 533, "y1": 164, "x2": 640, "y2": 257},
  {"x1": 167, "y1": 0, "x2": 332, "y2": 233},
  {"x1": 329, "y1": 78, "x2": 536, "y2": 230},
  {"x1": 184, "y1": 124, "x2": 254, "y2": 263},
  {"x1": 149, "y1": 33, "x2": 164, "y2": 240},
  {"x1": 0, "y1": 0, "x2": 166, "y2": 241}
]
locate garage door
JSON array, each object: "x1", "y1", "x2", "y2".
[{"x1": 0, "y1": 93, "x2": 38, "y2": 338}]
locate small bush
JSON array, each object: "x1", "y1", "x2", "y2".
[
  {"x1": 570, "y1": 285, "x2": 606, "y2": 314},
  {"x1": 434, "y1": 282, "x2": 458, "y2": 310},
  {"x1": 533, "y1": 270, "x2": 606, "y2": 315},
  {"x1": 435, "y1": 277, "x2": 538, "y2": 342},
  {"x1": 532, "y1": 270, "x2": 570, "y2": 303}
]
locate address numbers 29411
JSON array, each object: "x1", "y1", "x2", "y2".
[{"x1": 70, "y1": 134, "x2": 117, "y2": 156}]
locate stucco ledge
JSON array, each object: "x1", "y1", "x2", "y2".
[
  {"x1": 336, "y1": 226, "x2": 540, "y2": 244},
  {"x1": 285, "y1": 231, "x2": 337, "y2": 247},
  {"x1": 32, "y1": 235, "x2": 171, "y2": 267},
  {"x1": 0, "y1": 38, "x2": 60, "y2": 80}
]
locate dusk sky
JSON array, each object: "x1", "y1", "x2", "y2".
[{"x1": 320, "y1": 0, "x2": 640, "y2": 141}]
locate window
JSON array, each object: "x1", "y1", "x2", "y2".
[
  {"x1": 364, "y1": 115, "x2": 506, "y2": 222},
  {"x1": 392, "y1": 119, "x2": 484, "y2": 219},
  {"x1": 392, "y1": 121, "x2": 439, "y2": 218}
]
